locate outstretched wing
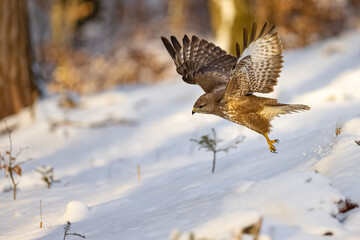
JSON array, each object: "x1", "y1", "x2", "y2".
[
  {"x1": 161, "y1": 35, "x2": 237, "y2": 93},
  {"x1": 225, "y1": 22, "x2": 283, "y2": 97}
]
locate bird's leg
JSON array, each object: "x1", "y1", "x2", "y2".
[{"x1": 264, "y1": 133, "x2": 279, "y2": 153}]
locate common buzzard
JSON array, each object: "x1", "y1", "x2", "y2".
[{"x1": 161, "y1": 22, "x2": 310, "y2": 153}]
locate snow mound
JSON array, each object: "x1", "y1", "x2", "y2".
[{"x1": 60, "y1": 201, "x2": 89, "y2": 222}]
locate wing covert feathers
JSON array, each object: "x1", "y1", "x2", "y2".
[{"x1": 226, "y1": 22, "x2": 283, "y2": 97}]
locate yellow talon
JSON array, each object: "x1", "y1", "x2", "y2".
[{"x1": 264, "y1": 133, "x2": 279, "y2": 153}]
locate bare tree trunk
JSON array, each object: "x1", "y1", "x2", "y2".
[
  {"x1": 0, "y1": 0, "x2": 36, "y2": 120},
  {"x1": 209, "y1": 0, "x2": 253, "y2": 55}
]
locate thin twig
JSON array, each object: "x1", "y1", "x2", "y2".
[
  {"x1": 9, "y1": 169, "x2": 17, "y2": 200},
  {"x1": 66, "y1": 233, "x2": 86, "y2": 239},
  {"x1": 212, "y1": 128, "x2": 217, "y2": 150},
  {"x1": 6, "y1": 122, "x2": 13, "y2": 162},
  {"x1": 212, "y1": 151, "x2": 216, "y2": 173},
  {"x1": 63, "y1": 222, "x2": 71, "y2": 240},
  {"x1": 18, "y1": 158, "x2": 33, "y2": 165},
  {"x1": 5, "y1": 121, "x2": 17, "y2": 200}
]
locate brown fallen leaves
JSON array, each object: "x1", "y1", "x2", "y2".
[{"x1": 0, "y1": 122, "x2": 30, "y2": 200}]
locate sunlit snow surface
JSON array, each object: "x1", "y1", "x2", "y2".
[{"x1": 1, "y1": 30, "x2": 360, "y2": 240}]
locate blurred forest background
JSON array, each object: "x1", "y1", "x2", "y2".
[{"x1": 0, "y1": 0, "x2": 360, "y2": 120}]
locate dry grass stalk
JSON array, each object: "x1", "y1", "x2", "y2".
[
  {"x1": 40, "y1": 200, "x2": 43, "y2": 228},
  {"x1": 137, "y1": 164, "x2": 141, "y2": 183}
]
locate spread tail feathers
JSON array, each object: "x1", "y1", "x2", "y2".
[{"x1": 261, "y1": 104, "x2": 310, "y2": 119}]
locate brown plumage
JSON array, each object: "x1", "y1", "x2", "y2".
[{"x1": 161, "y1": 22, "x2": 310, "y2": 153}]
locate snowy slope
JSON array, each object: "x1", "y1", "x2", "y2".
[{"x1": 1, "y1": 30, "x2": 360, "y2": 240}]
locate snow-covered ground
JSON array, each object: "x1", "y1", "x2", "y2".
[{"x1": 1, "y1": 30, "x2": 360, "y2": 240}]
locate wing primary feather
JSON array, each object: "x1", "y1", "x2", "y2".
[
  {"x1": 183, "y1": 35, "x2": 190, "y2": 62},
  {"x1": 190, "y1": 35, "x2": 200, "y2": 64},
  {"x1": 196, "y1": 39, "x2": 207, "y2": 62},
  {"x1": 196, "y1": 39, "x2": 210, "y2": 69},
  {"x1": 267, "y1": 24, "x2": 276, "y2": 34},
  {"x1": 257, "y1": 22, "x2": 268, "y2": 39},
  {"x1": 236, "y1": 42, "x2": 240, "y2": 58},
  {"x1": 161, "y1": 37, "x2": 176, "y2": 61},
  {"x1": 243, "y1": 27, "x2": 248, "y2": 52},
  {"x1": 269, "y1": 31, "x2": 279, "y2": 39},
  {"x1": 250, "y1": 22, "x2": 257, "y2": 43},
  {"x1": 198, "y1": 42, "x2": 215, "y2": 69},
  {"x1": 170, "y1": 36, "x2": 181, "y2": 53},
  {"x1": 192, "y1": 36, "x2": 203, "y2": 70}
]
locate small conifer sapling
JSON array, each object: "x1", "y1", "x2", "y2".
[
  {"x1": 191, "y1": 128, "x2": 244, "y2": 173},
  {"x1": 36, "y1": 165, "x2": 60, "y2": 188}
]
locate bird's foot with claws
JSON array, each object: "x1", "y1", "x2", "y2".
[
  {"x1": 264, "y1": 133, "x2": 279, "y2": 153},
  {"x1": 267, "y1": 139, "x2": 279, "y2": 153}
]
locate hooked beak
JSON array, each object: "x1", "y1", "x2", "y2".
[{"x1": 192, "y1": 107, "x2": 195, "y2": 115}]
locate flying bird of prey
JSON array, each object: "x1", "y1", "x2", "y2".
[{"x1": 161, "y1": 22, "x2": 310, "y2": 153}]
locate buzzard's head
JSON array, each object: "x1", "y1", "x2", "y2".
[{"x1": 192, "y1": 93, "x2": 216, "y2": 115}]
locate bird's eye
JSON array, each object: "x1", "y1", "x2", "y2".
[{"x1": 199, "y1": 105, "x2": 205, "y2": 109}]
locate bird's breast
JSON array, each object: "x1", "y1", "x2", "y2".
[{"x1": 223, "y1": 97, "x2": 262, "y2": 124}]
